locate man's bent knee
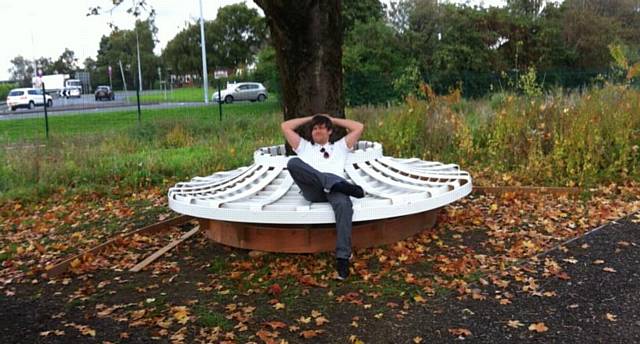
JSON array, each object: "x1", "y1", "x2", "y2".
[
  {"x1": 287, "y1": 157, "x2": 304, "y2": 170},
  {"x1": 287, "y1": 157, "x2": 303, "y2": 172}
]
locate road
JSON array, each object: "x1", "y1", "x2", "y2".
[{"x1": 0, "y1": 91, "x2": 206, "y2": 120}]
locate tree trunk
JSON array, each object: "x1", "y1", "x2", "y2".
[{"x1": 254, "y1": 0, "x2": 344, "y2": 124}]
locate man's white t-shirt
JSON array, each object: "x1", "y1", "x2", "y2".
[{"x1": 294, "y1": 137, "x2": 352, "y2": 177}]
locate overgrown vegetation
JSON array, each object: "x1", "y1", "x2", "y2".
[
  {"x1": 360, "y1": 83, "x2": 640, "y2": 186},
  {"x1": 1, "y1": 84, "x2": 638, "y2": 202},
  {"x1": 0, "y1": 82, "x2": 18, "y2": 100}
]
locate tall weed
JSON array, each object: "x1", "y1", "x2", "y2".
[{"x1": 356, "y1": 83, "x2": 639, "y2": 186}]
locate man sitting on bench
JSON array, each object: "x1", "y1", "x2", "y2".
[{"x1": 281, "y1": 114, "x2": 365, "y2": 280}]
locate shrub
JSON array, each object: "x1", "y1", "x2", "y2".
[{"x1": 0, "y1": 83, "x2": 18, "y2": 100}]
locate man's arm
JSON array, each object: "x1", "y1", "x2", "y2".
[
  {"x1": 281, "y1": 116, "x2": 312, "y2": 150},
  {"x1": 330, "y1": 116, "x2": 364, "y2": 150}
]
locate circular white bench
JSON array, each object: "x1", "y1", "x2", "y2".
[{"x1": 168, "y1": 141, "x2": 472, "y2": 252}]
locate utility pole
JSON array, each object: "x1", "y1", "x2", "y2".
[
  {"x1": 118, "y1": 60, "x2": 128, "y2": 93},
  {"x1": 199, "y1": 0, "x2": 209, "y2": 104},
  {"x1": 135, "y1": 28, "x2": 143, "y2": 92}
]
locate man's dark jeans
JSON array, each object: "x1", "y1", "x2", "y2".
[{"x1": 286, "y1": 158, "x2": 353, "y2": 260}]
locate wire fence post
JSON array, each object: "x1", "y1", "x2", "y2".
[
  {"x1": 42, "y1": 83, "x2": 49, "y2": 139},
  {"x1": 217, "y1": 79, "x2": 223, "y2": 121},
  {"x1": 134, "y1": 74, "x2": 141, "y2": 125}
]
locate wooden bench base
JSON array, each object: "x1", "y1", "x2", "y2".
[{"x1": 199, "y1": 209, "x2": 439, "y2": 253}]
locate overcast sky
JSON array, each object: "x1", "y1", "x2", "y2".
[{"x1": 0, "y1": 0, "x2": 506, "y2": 81}]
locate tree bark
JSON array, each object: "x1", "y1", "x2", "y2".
[{"x1": 254, "y1": 0, "x2": 344, "y2": 123}]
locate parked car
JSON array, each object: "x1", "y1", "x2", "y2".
[
  {"x1": 213, "y1": 82, "x2": 268, "y2": 103},
  {"x1": 6, "y1": 88, "x2": 53, "y2": 111},
  {"x1": 94, "y1": 86, "x2": 115, "y2": 101}
]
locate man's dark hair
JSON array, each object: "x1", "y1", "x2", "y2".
[{"x1": 310, "y1": 114, "x2": 333, "y2": 131}]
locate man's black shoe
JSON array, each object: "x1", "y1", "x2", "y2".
[
  {"x1": 336, "y1": 258, "x2": 350, "y2": 280},
  {"x1": 331, "y1": 182, "x2": 365, "y2": 198}
]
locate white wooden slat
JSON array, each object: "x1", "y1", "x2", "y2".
[
  {"x1": 172, "y1": 164, "x2": 263, "y2": 195},
  {"x1": 378, "y1": 157, "x2": 468, "y2": 181},
  {"x1": 369, "y1": 159, "x2": 450, "y2": 188},
  {"x1": 356, "y1": 161, "x2": 430, "y2": 193},
  {"x1": 205, "y1": 165, "x2": 271, "y2": 200},
  {"x1": 249, "y1": 173, "x2": 295, "y2": 211},
  {"x1": 173, "y1": 166, "x2": 253, "y2": 190},
  {"x1": 210, "y1": 166, "x2": 284, "y2": 207},
  {"x1": 391, "y1": 158, "x2": 464, "y2": 173},
  {"x1": 345, "y1": 163, "x2": 408, "y2": 204},
  {"x1": 372, "y1": 159, "x2": 460, "y2": 187}
]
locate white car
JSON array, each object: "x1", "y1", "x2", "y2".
[
  {"x1": 6, "y1": 88, "x2": 53, "y2": 111},
  {"x1": 213, "y1": 82, "x2": 268, "y2": 103}
]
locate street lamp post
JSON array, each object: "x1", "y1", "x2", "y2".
[
  {"x1": 108, "y1": 65, "x2": 113, "y2": 89},
  {"x1": 199, "y1": 0, "x2": 209, "y2": 104}
]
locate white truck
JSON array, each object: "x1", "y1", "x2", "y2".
[{"x1": 32, "y1": 74, "x2": 82, "y2": 98}]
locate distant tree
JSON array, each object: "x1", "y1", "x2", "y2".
[
  {"x1": 8, "y1": 56, "x2": 34, "y2": 87},
  {"x1": 559, "y1": 1, "x2": 621, "y2": 70},
  {"x1": 432, "y1": 5, "x2": 503, "y2": 94},
  {"x1": 51, "y1": 48, "x2": 79, "y2": 75},
  {"x1": 162, "y1": 3, "x2": 266, "y2": 80},
  {"x1": 89, "y1": 2, "x2": 159, "y2": 89},
  {"x1": 342, "y1": 0, "x2": 385, "y2": 34},
  {"x1": 83, "y1": 57, "x2": 99, "y2": 88},
  {"x1": 253, "y1": 45, "x2": 280, "y2": 94},
  {"x1": 404, "y1": 0, "x2": 440, "y2": 65},
  {"x1": 507, "y1": 0, "x2": 547, "y2": 18},
  {"x1": 83, "y1": 57, "x2": 97, "y2": 71},
  {"x1": 207, "y1": 3, "x2": 267, "y2": 70},
  {"x1": 161, "y1": 23, "x2": 201, "y2": 76},
  {"x1": 565, "y1": 0, "x2": 640, "y2": 54},
  {"x1": 95, "y1": 20, "x2": 159, "y2": 90},
  {"x1": 34, "y1": 57, "x2": 55, "y2": 75},
  {"x1": 398, "y1": 2, "x2": 503, "y2": 95},
  {"x1": 491, "y1": 4, "x2": 561, "y2": 72},
  {"x1": 343, "y1": 20, "x2": 411, "y2": 105}
]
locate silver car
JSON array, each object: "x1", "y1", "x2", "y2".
[{"x1": 213, "y1": 82, "x2": 268, "y2": 103}]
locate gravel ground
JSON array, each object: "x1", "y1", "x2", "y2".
[{"x1": 385, "y1": 212, "x2": 640, "y2": 343}]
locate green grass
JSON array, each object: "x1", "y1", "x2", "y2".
[
  {"x1": 209, "y1": 256, "x2": 229, "y2": 275},
  {"x1": 0, "y1": 243, "x2": 17, "y2": 263},
  {"x1": 0, "y1": 98, "x2": 280, "y2": 143},
  {"x1": 0, "y1": 99, "x2": 282, "y2": 200},
  {"x1": 129, "y1": 87, "x2": 278, "y2": 104},
  {"x1": 134, "y1": 87, "x2": 219, "y2": 103},
  {"x1": 194, "y1": 306, "x2": 233, "y2": 330}
]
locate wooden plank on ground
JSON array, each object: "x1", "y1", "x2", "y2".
[
  {"x1": 130, "y1": 226, "x2": 200, "y2": 272},
  {"x1": 46, "y1": 215, "x2": 193, "y2": 278},
  {"x1": 473, "y1": 186, "x2": 581, "y2": 197}
]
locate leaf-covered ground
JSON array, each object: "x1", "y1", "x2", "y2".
[{"x1": 1, "y1": 184, "x2": 639, "y2": 343}]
